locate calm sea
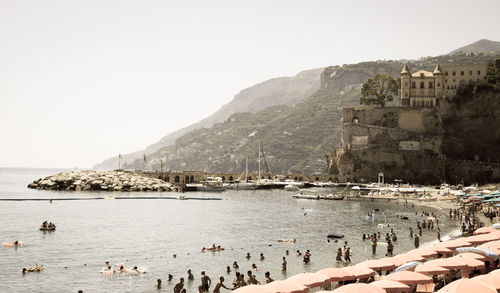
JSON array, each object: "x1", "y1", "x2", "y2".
[{"x1": 0, "y1": 168, "x2": 460, "y2": 293}]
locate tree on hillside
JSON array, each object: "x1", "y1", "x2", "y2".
[{"x1": 360, "y1": 74, "x2": 400, "y2": 107}]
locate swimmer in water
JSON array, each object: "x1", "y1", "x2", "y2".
[
  {"x1": 232, "y1": 272, "x2": 241, "y2": 287},
  {"x1": 226, "y1": 266, "x2": 231, "y2": 273},
  {"x1": 168, "y1": 274, "x2": 173, "y2": 281},
  {"x1": 187, "y1": 269, "x2": 194, "y2": 281},
  {"x1": 213, "y1": 276, "x2": 230, "y2": 293},
  {"x1": 173, "y1": 277, "x2": 184, "y2": 293},
  {"x1": 286, "y1": 250, "x2": 289, "y2": 255},
  {"x1": 233, "y1": 261, "x2": 239, "y2": 269},
  {"x1": 336, "y1": 248, "x2": 343, "y2": 261},
  {"x1": 260, "y1": 253, "x2": 265, "y2": 260},
  {"x1": 246, "y1": 252, "x2": 251, "y2": 259},
  {"x1": 247, "y1": 271, "x2": 260, "y2": 285},
  {"x1": 156, "y1": 278, "x2": 162, "y2": 289},
  {"x1": 282, "y1": 257, "x2": 287, "y2": 272},
  {"x1": 265, "y1": 271, "x2": 274, "y2": 283},
  {"x1": 296, "y1": 250, "x2": 302, "y2": 256},
  {"x1": 251, "y1": 264, "x2": 258, "y2": 271},
  {"x1": 201, "y1": 271, "x2": 211, "y2": 292}
]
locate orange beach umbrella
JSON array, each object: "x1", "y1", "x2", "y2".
[
  {"x1": 472, "y1": 274, "x2": 500, "y2": 292},
  {"x1": 473, "y1": 227, "x2": 497, "y2": 235},
  {"x1": 414, "y1": 263, "x2": 450, "y2": 275},
  {"x1": 425, "y1": 258, "x2": 469, "y2": 270},
  {"x1": 287, "y1": 273, "x2": 329, "y2": 288},
  {"x1": 265, "y1": 280, "x2": 309, "y2": 293},
  {"x1": 316, "y1": 268, "x2": 356, "y2": 282},
  {"x1": 355, "y1": 259, "x2": 397, "y2": 272},
  {"x1": 331, "y1": 283, "x2": 386, "y2": 293},
  {"x1": 342, "y1": 266, "x2": 376, "y2": 279},
  {"x1": 233, "y1": 285, "x2": 272, "y2": 293},
  {"x1": 436, "y1": 278, "x2": 496, "y2": 293},
  {"x1": 369, "y1": 279, "x2": 411, "y2": 293},
  {"x1": 383, "y1": 271, "x2": 433, "y2": 285}
]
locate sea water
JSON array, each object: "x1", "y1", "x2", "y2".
[{"x1": 0, "y1": 168, "x2": 460, "y2": 292}]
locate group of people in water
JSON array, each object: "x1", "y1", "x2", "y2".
[
  {"x1": 40, "y1": 221, "x2": 56, "y2": 230},
  {"x1": 202, "y1": 244, "x2": 225, "y2": 253}
]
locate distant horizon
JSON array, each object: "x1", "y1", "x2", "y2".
[{"x1": 2, "y1": 0, "x2": 500, "y2": 168}]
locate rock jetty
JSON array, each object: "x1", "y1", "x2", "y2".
[{"x1": 28, "y1": 170, "x2": 178, "y2": 192}]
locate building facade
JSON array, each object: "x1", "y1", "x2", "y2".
[{"x1": 400, "y1": 63, "x2": 488, "y2": 107}]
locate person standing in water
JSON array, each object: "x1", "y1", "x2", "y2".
[
  {"x1": 437, "y1": 228, "x2": 441, "y2": 242},
  {"x1": 265, "y1": 271, "x2": 274, "y2": 283},
  {"x1": 336, "y1": 248, "x2": 343, "y2": 261},
  {"x1": 414, "y1": 234, "x2": 420, "y2": 248},
  {"x1": 213, "y1": 276, "x2": 230, "y2": 293},
  {"x1": 201, "y1": 271, "x2": 211, "y2": 292},
  {"x1": 281, "y1": 257, "x2": 287, "y2": 272},
  {"x1": 187, "y1": 269, "x2": 194, "y2": 281},
  {"x1": 174, "y1": 278, "x2": 184, "y2": 293},
  {"x1": 371, "y1": 237, "x2": 377, "y2": 255}
]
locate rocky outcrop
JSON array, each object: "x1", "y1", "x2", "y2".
[{"x1": 28, "y1": 170, "x2": 178, "y2": 192}]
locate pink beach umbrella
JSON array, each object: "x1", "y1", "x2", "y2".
[
  {"x1": 479, "y1": 239, "x2": 500, "y2": 252},
  {"x1": 369, "y1": 279, "x2": 411, "y2": 293},
  {"x1": 383, "y1": 271, "x2": 433, "y2": 286},
  {"x1": 414, "y1": 263, "x2": 450, "y2": 276},
  {"x1": 473, "y1": 227, "x2": 498, "y2": 235},
  {"x1": 464, "y1": 234, "x2": 496, "y2": 245},
  {"x1": 316, "y1": 268, "x2": 356, "y2": 282},
  {"x1": 436, "y1": 278, "x2": 496, "y2": 293},
  {"x1": 264, "y1": 280, "x2": 309, "y2": 293},
  {"x1": 331, "y1": 283, "x2": 386, "y2": 293},
  {"x1": 392, "y1": 252, "x2": 427, "y2": 264},
  {"x1": 342, "y1": 265, "x2": 376, "y2": 279},
  {"x1": 425, "y1": 258, "x2": 469, "y2": 270},
  {"x1": 451, "y1": 254, "x2": 486, "y2": 270},
  {"x1": 409, "y1": 247, "x2": 440, "y2": 258},
  {"x1": 233, "y1": 285, "x2": 273, "y2": 293},
  {"x1": 287, "y1": 273, "x2": 329, "y2": 288},
  {"x1": 355, "y1": 259, "x2": 397, "y2": 272},
  {"x1": 456, "y1": 252, "x2": 491, "y2": 262},
  {"x1": 472, "y1": 274, "x2": 500, "y2": 292},
  {"x1": 438, "y1": 239, "x2": 472, "y2": 250}
]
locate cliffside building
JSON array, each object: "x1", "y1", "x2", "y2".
[{"x1": 400, "y1": 63, "x2": 488, "y2": 107}]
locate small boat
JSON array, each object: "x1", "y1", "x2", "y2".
[
  {"x1": 284, "y1": 184, "x2": 300, "y2": 192},
  {"x1": 39, "y1": 226, "x2": 55, "y2": 231},
  {"x1": 197, "y1": 177, "x2": 225, "y2": 192},
  {"x1": 320, "y1": 194, "x2": 344, "y2": 200},
  {"x1": 327, "y1": 233, "x2": 344, "y2": 239},
  {"x1": 293, "y1": 192, "x2": 320, "y2": 200}
]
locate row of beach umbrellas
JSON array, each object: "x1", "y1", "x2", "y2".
[{"x1": 233, "y1": 229, "x2": 500, "y2": 293}]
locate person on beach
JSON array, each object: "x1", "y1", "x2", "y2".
[
  {"x1": 437, "y1": 228, "x2": 441, "y2": 242},
  {"x1": 419, "y1": 227, "x2": 422, "y2": 236},
  {"x1": 286, "y1": 250, "x2": 289, "y2": 255},
  {"x1": 371, "y1": 237, "x2": 377, "y2": 255},
  {"x1": 386, "y1": 239, "x2": 394, "y2": 256},
  {"x1": 303, "y1": 250, "x2": 311, "y2": 264},
  {"x1": 232, "y1": 272, "x2": 241, "y2": 287},
  {"x1": 156, "y1": 279, "x2": 162, "y2": 289},
  {"x1": 226, "y1": 266, "x2": 231, "y2": 274},
  {"x1": 409, "y1": 227, "x2": 413, "y2": 238},
  {"x1": 213, "y1": 277, "x2": 230, "y2": 293},
  {"x1": 201, "y1": 271, "x2": 211, "y2": 292},
  {"x1": 233, "y1": 261, "x2": 239, "y2": 269},
  {"x1": 174, "y1": 278, "x2": 184, "y2": 293},
  {"x1": 168, "y1": 274, "x2": 173, "y2": 281},
  {"x1": 282, "y1": 257, "x2": 287, "y2": 271},
  {"x1": 188, "y1": 269, "x2": 194, "y2": 281},
  {"x1": 414, "y1": 234, "x2": 420, "y2": 248},
  {"x1": 336, "y1": 248, "x2": 343, "y2": 261},
  {"x1": 265, "y1": 271, "x2": 274, "y2": 283},
  {"x1": 260, "y1": 253, "x2": 265, "y2": 261}
]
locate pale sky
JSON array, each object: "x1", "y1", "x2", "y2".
[{"x1": 1, "y1": 0, "x2": 499, "y2": 168}]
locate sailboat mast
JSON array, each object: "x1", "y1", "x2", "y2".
[
  {"x1": 245, "y1": 156, "x2": 248, "y2": 182},
  {"x1": 258, "y1": 142, "x2": 261, "y2": 182}
]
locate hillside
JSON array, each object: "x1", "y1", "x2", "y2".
[
  {"x1": 449, "y1": 39, "x2": 500, "y2": 55},
  {"x1": 93, "y1": 68, "x2": 323, "y2": 169},
  {"x1": 123, "y1": 53, "x2": 499, "y2": 174}
]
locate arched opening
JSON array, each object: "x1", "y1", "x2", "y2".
[
  {"x1": 229, "y1": 176, "x2": 233, "y2": 182},
  {"x1": 185, "y1": 176, "x2": 190, "y2": 184},
  {"x1": 267, "y1": 176, "x2": 271, "y2": 179},
  {"x1": 334, "y1": 178, "x2": 339, "y2": 183},
  {"x1": 298, "y1": 176, "x2": 303, "y2": 181},
  {"x1": 221, "y1": 176, "x2": 225, "y2": 182},
  {"x1": 315, "y1": 177, "x2": 320, "y2": 182},
  {"x1": 174, "y1": 176, "x2": 180, "y2": 183},
  {"x1": 294, "y1": 176, "x2": 298, "y2": 181},
  {"x1": 248, "y1": 176, "x2": 252, "y2": 181},
  {"x1": 165, "y1": 176, "x2": 170, "y2": 182},
  {"x1": 190, "y1": 176, "x2": 194, "y2": 183},
  {"x1": 328, "y1": 177, "x2": 333, "y2": 182}
]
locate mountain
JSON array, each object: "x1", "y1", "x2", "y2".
[
  {"x1": 448, "y1": 39, "x2": 500, "y2": 55},
  {"x1": 93, "y1": 68, "x2": 323, "y2": 169},
  {"x1": 122, "y1": 52, "x2": 499, "y2": 174}
]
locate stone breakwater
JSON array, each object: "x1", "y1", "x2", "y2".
[{"x1": 27, "y1": 170, "x2": 178, "y2": 192}]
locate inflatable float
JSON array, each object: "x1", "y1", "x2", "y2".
[{"x1": 2, "y1": 241, "x2": 24, "y2": 247}]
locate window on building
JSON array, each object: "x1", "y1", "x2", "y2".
[
  {"x1": 404, "y1": 82, "x2": 408, "y2": 86},
  {"x1": 445, "y1": 71, "x2": 448, "y2": 76},
  {"x1": 460, "y1": 71, "x2": 464, "y2": 76},
  {"x1": 477, "y1": 70, "x2": 481, "y2": 75},
  {"x1": 469, "y1": 70, "x2": 472, "y2": 75},
  {"x1": 437, "y1": 83, "x2": 440, "y2": 87},
  {"x1": 445, "y1": 79, "x2": 447, "y2": 83},
  {"x1": 405, "y1": 93, "x2": 408, "y2": 97},
  {"x1": 420, "y1": 73, "x2": 424, "y2": 78},
  {"x1": 429, "y1": 82, "x2": 433, "y2": 88},
  {"x1": 447, "y1": 86, "x2": 449, "y2": 89},
  {"x1": 452, "y1": 71, "x2": 456, "y2": 76},
  {"x1": 420, "y1": 82, "x2": 425, "y2": 88},
  {"x1": 412, "y1": 101, "x2": 416, "y2": 107},
  {"x1": 411, "y1": 82, "x2": 416, "y2": 88}
]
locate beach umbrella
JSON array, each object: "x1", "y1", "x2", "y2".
[
  {"x1": 474, "y1": 231, "x2": 500, "y2": 241},
  {"x1": 456, "y1": 247, "x2": 499, "y2": 259},
  {"x1": 455, "y1": 252, "x2": 491, "y2": 261},
  {"x1": 414, "y1": 263, "x2": 450, "y2": 275},
  {"x1": 341, "y1": 266, "x2": 376, "y2": 279},
  {"x1": 286, "y1": 273, "x2": 328, "y2": 288},
  {"x1": 233, "y1": 285, "x2": 272, "y2": 293},
  {"x1": 436, "y1": 278, "x2": 496, "y2": 293},
  {"x1": 474, "y1": 227, "x2": 498, "y2": 235},
  {"x1": 370, "y1": 280, "x2": 411, "y2": 293},
  {"x1": 331, "y1": 283, "x2": 385, "y2": 293},
  {"x1": 355, "y1": 259, "x2": 397, "y2": 272},
  {"x1": 479, "y1": 240, "x2": 500, "y2": 253},
  {"x1": 394, "y1": 261, "x2": 423, "y2": 272},
  {"x1": 316, "y1": 268, "x2": 356, "y2": 282},
  {"x1": 472, "y1": 274, "x2": 500, "y2": 292},
  {"x1": 450, "y1": 254, "x2": 485, "y2": 270},
  {"x1": 264, "y1": 280, "x2": 309, "y2": 293},
  {"x1": 392, "y1": 252, "x2": 427, "y2": 264},
  {"x1": 409, "y1": 247, "x2": 440, "y2": 258},
  {"x1": 438, "y1": 239, "x2": 473, "y2": 250},
  {"x1": 425, "y1": 258, "x2": 469, "y2": 270},
  {"x1": 383, "y1": 271, "x2": 433, "y2": 285},
  {"x1": 378, "y1": 257, "x2": 406, "y2": 267},
  {"x1": 464, "y1": 235, "x2": 496, "y2": 245}
]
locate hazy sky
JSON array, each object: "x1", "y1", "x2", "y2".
[{"x1": 1, "y1": 0, "x2": 499, "y2": 168}]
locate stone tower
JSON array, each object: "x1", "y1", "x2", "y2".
[
  {"x1": 400, "y1": 64, "x2": 411, "y2": 106},
  {"x1": 433, "y1": 64, "x2": 444, "y2": 99}
]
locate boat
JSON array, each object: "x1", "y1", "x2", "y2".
[
  {"x1": 327, "y1": 233, "x2": 344, "y2": 239},
  {"x1": 320, "y1": 194, "x2": 344, "y2": 200},
  {"x1": 292, "y1": 191, "x2": 320, "y2": 200},
  {"x1": 197, "y1": 177, "x2": 225, "y2": 192},
  {"x1": 284, "y1": 184, "x2": 300, "y2": 192},
  {"x1": 224, "y1": 182, "x2": 257, "y2": 190},
  {"x1": 39, "y1": 226, "x2": 55, "y2": 231}
]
